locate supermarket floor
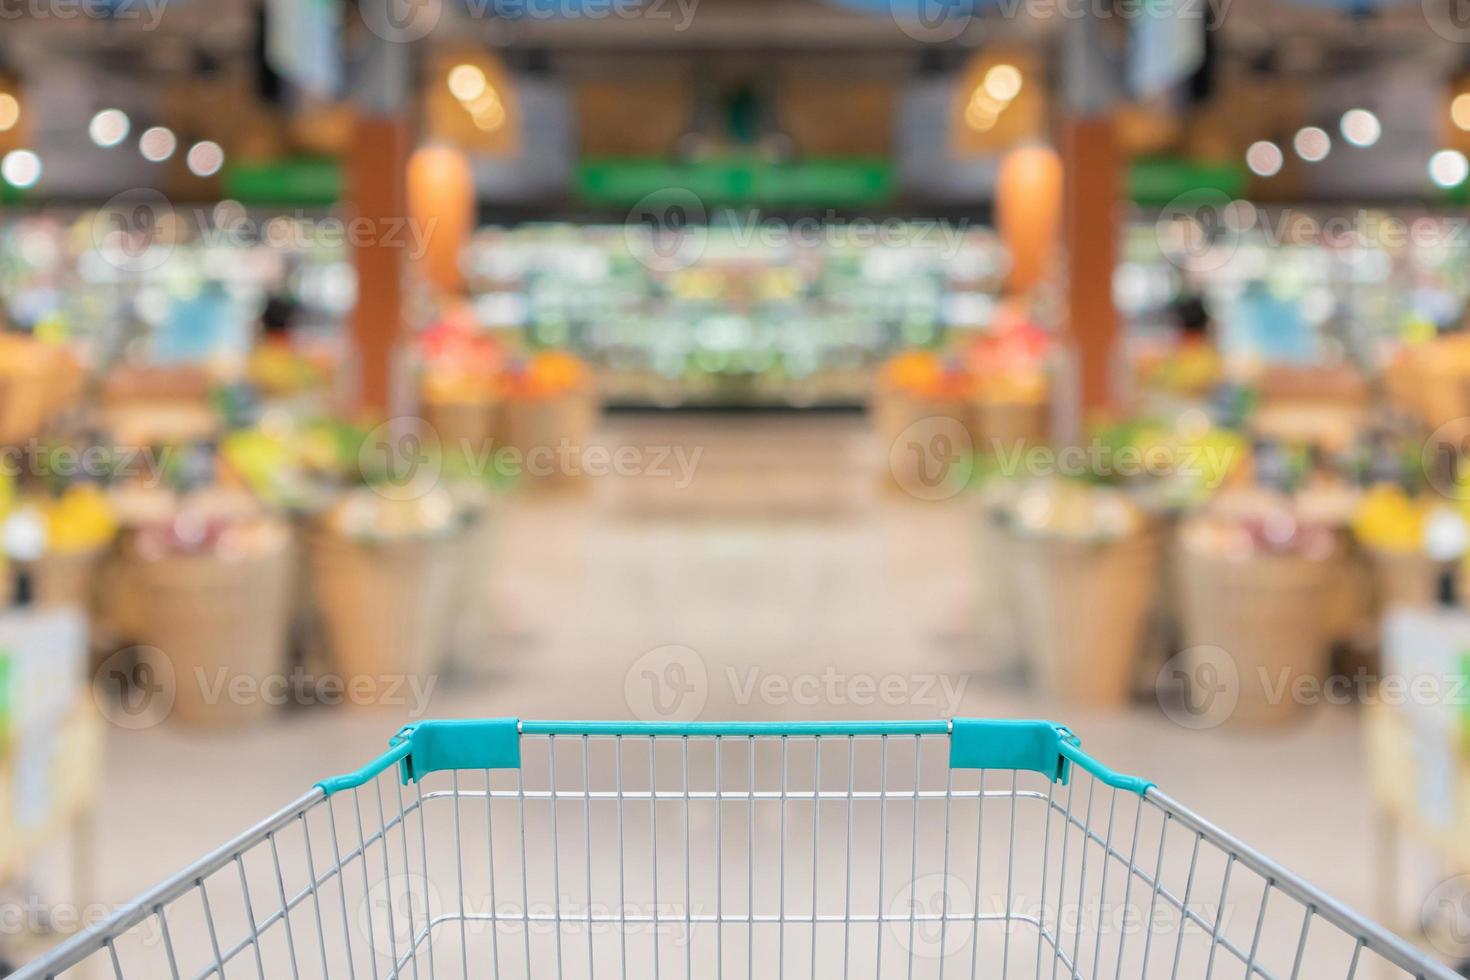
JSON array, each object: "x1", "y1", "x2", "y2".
[{"x1": 87, "y1": 413, "x2": 1397, "y2": 948}]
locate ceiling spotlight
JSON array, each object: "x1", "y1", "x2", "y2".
[
  {"x1": 89, "y1": 108, "x2": 131, "y2": 148},
  {"x1": 186, "y1": 140, "x2": 225, "y2": 177},
  {"x1": 1339, "y1": 109, "x2": 1381, "y2": 148},
  {"x1": 1245, "y1": 140, "x2": 1284, "y2": 177},
  {"x1": 465, "y1": 88, "x2": 500, "y2": 117},
  {"x1": 0, "y1": 94, "x2": 18, "y2": 132},
  {"x1": 472, "y1": 99, "x2": 506, "y2": 132},
  {"x1": 1453, "y1": 94, "x2": 1470, "y2": 132},
  {"x1": 1430, "y1": 149, "x2": 1469, "y2": 188},
  {"x1": 965, "y1": 101, "x2": 998, "y2": 131},
  {"x1": 139, "y1": 126, "x2": 177, "y2": 162},
  {"x1": 1, "y1": 150, "x2": 42, "y2": 189},
  {"x1": 448, "y1": 64, "x2": 487, "y2": 103},
  {"x1": 982, "y1": 64, "x2": 1022, "y2": 103},
  {"x1": 1293, "y1": 126, "x2": 1331, "y2": 163}
]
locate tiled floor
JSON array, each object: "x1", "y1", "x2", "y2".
[{"x1": 16, "y1": 414, "x2": 1425, "y2": 972}]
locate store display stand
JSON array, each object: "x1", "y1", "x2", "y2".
[
  {"x1": 1366, "y1": 604, "x2": 1470, "y2": 971},
  {"x1": 0, "y1": 607, "x2": 99, "y2": 971}
]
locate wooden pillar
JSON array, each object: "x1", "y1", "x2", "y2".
[
  {"x1": 346, "y1": 32, "x2": 411, "y2": 419},
  {"x1": 1060, "y1": 13, "x2": 1123, "y2": 422},
  {"x1": 347, "y1": 116, "x2": 410, "y2": 417},
  {"x1": 1062, "y1": 116, "x2": 1121, "y2": 419}
]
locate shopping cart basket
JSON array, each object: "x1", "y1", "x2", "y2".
[{"x1": 10, "y1": 718, "x2": 1459, "y2": 980}]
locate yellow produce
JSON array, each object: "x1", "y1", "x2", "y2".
[
  {"x1": 1351, "y1": 485, "x2": 1428, "y2": 553},
  {"x1": 43, "y1": 484, "x2": 117, "y2": 553},
  {"x1": 247, "y1": 342, "x2": 324, "y2": 395}
]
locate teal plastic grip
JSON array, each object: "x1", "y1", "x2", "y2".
[
  {"x1": 948, "y1": 719, "x2": 1153, "y2": 795},
  {"x1": 316, "y1": 718, "x2": 1152, "y2": 798},
  {"x1": 315, "y1": 719, "x2": 522, "y2": 795},
  {"x1": 394, "y1": 719, "x2": 521, "y2": 783},
  {"x1": 949, "y1": 719, "x2": 1074, "y2": 782},
  {"x1": 520, "y1": 720, "x2": 952, "y2": 737}
]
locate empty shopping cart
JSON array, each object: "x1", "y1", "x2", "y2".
[{"x1": 10, "y1": 719, "x2": 1460, "y2": 979}]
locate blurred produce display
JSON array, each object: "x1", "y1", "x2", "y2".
[
  {"x1": 462, "y1": 220, "x2": 1009, "y2": 407},
  {"x1": 0, "y1": 207, "x2": 351, "y2": 369},
  {"x1": 1121, "y1": 207, "x2": 1470, "y2": 376}
]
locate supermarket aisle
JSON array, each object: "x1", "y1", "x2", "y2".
[{"x1": 89, "y1": 414, "x2": 1382, "y2": 944}]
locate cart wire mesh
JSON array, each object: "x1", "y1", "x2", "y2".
[{"x1": 9, "y1": 719, "x2": 1459, "y2": 980}]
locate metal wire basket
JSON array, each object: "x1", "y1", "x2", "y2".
[{"x1": 10, "y1": 719, "x2": 1459, "y2": 979}]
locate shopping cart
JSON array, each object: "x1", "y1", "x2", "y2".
[{"x1": 10, "y1": 718, "x2": 1460, "y2": 980}]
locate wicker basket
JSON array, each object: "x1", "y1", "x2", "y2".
[
  {"x1": 308, "y1": 526, "x2": 457, "y2": 686},
  {"x1": 496, "y1": 389, "x2": 598, "y2": 487},
  {"x1": 1175, "y1": 545, "x2": 1338, "y2": 726},
  {"x1": 426, "y1": 401, "x2": 498, "y2": 474},
  {"x1": 1009, "y1": 524, "x2": 1162, "y2": 705},
  {"x1": 129, "y1": 537, "x2": 295, "y2": 726}
]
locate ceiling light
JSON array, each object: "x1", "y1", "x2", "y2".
[
  {"x1": 448, "y1": 64, "x2": 487, "y2": 103},
  {"x1": 186, "y1": 140, "x2": 225, "y2": 177},
  {"x1": 982, "y1": 64, "x2": 1022, "y2": 103},
  {"x1": 1, "y1": 150, "x2": 42, "y2": 189},
  {"x1": 1339, "y1": 109, "x2": 1380, "y2": 148},
  {"x1": 1453, "y1": 94, "x2": 1470, "y2": 131},
  {"x1": 0, "y1": 94, "x2": 18, "y2": 132},
  {"x1": 89, "y1": 108, "x2": 131, "y2": 148},
  {"x1": 1293, "y1": 126, "x2": 1331, "y2": 163},
  {"x1": 1430, "y1": 149, "x2": 1469, "y2": 188},
  {"x1": 1245, "y1": 140, "x2": 1284, "y2": 177},
  {"x1": 139, "y1": 126, "x2": 177, "y2": 162}
]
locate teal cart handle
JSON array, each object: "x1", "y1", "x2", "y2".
[{"x1": 317, "y1": 718, "x2": 1153, "y2": 797}]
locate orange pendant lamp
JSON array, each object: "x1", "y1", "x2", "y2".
[
  {"x1": 407, "y1": 144, "x2": 476, "y2": 296},
  {"x1": 995, "y1": 144, "x2": 1064, "y2": 298}
]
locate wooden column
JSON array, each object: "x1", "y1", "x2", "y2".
[
  {"x1": 1062, "y1": 115, "x2": 1121, "y2": 418},
  {"x1": 347, "y1": 116, "x2": 410, "y2": 417},
  {"x1": 346, "y1": 31, "x2": 411, "y2": 419},
  {"x1": 1059, "y1": 13, "x2": 1123, "y2": 422}
]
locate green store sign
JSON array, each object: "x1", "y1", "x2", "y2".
[{"x1": 577, "y1": 157, "x2": 894, "y2": 207}]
